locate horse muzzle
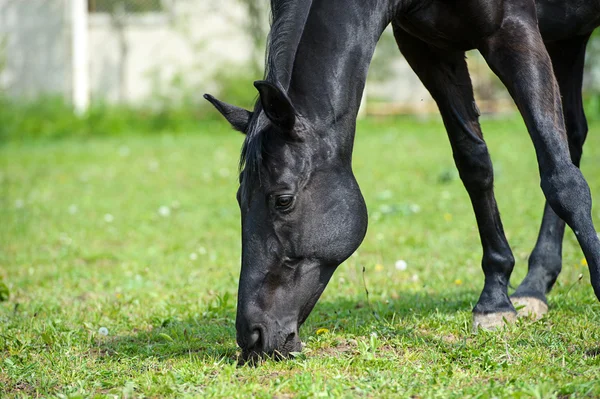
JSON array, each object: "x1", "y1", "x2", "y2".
[{"x1": 237, "y1": 320, "x2": 302, "y2": 363}]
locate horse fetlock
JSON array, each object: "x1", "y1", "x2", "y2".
[
  {"x1": 526, "y1": 254, "x2": 562, "y2": 294},
  {"x1": 473, "y1": 285, "x2": 515, "y2": 316},
  {"x1": 482, "y1": 251, "x2": 515, "y2": 277},
  {"x1": 528, "y1": 248, "x2": 562, "y2": 276}
]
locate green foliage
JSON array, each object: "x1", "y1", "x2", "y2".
[
  {"x1": 211, "y1": 69, "x2": 261, "y2": 111},
  {"x1": 0, "y1": 65, "x2": 261, "y2": 143},
  {"x1": 0, "y1": 96, "x2": 215, "y2": 142},
  {"x1": 0, "y1": 280, "x2": 8, "y2": 302},
  {"x1": 235, "y1": 0, "x2": 269, "y2": 71},
  {"x1": 88, "y1": 0, "x2": 163, "y2": 13},
  {"x1": 1, "y1": 117, "x2": 599, "y2": 397},
  {"x1": 582, "y1": 31, "x2": 600, "y2": 119}
]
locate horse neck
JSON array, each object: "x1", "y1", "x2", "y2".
[{"x1": 285, "y1": 1, "x2": 392, "y2": 149}]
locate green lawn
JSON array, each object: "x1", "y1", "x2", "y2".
[{"x1": 1, "y1": 116, "x2": 599, "y2": 398}]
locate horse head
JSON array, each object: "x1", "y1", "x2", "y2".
[{"x1": 205, "y1": 81, "x2": 367, "y2": 361}]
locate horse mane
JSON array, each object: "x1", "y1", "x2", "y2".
[
  {"x1": 265, "y1": 0, "x2": 313, "y2": 89},
  {"x1": 238, "y1": 0, "x2": 314, "y2": 200}
]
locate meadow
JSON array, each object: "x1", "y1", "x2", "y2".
[{"x1": 1, "y1": 116, "x2": 599, "y2": 398}]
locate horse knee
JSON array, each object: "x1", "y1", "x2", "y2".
[{"x1": 454, "y1": 142, "x2": 494, "y2": 193}]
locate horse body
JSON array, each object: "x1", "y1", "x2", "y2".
[
  {"x1": 206, "y1": 0, "x2": 600, "y2": 361},
  {"x1": 537, "y1": 0, "x2": 600, "y2": 40},
  {"x1": 398, "y1": 0, "x2": 600, "y2": 49}
]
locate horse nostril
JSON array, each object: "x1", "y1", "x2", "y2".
[
  {"x1": 285, "y1": 331, "x2": 295, "y2": 343},
  {"x1": 248, "y1": 328, "x2": 262, "y2": 350}
]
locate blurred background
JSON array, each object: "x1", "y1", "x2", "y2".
[{"x1": 3, "y1": 0, "x2": 600, "y2": 138}]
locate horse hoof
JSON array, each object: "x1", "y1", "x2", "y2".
[
  {"x1": 472, "y1": 311, "x2": 517, "y2": 331},
  {"x1": 510, "y1": 296, "x2": 548, "y2": 320}
]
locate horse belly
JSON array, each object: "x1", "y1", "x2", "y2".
[
  {"x1": 536, "y1": 0, "x2": 600, "y2": 41},
  {"x1": 395, "y1": 0, "x2": 504, "y2": 51}
]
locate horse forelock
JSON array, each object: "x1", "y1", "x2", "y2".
[{"x1": 239, "y1": 109, "x2": 270, "y2": 202}]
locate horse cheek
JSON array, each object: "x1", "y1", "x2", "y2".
[{"x1": 302, "y1": 187, "x2": 367, "y2": 266}]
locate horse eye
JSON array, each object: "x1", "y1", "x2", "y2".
[{"x1": 275, "y1": 195, "x2": 294, "y2": 210}]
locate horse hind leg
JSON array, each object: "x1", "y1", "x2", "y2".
[
  {"x1": 393, "y1": 26, "x2": 517, "y2": 329},
  {"x1": 511, "y1": 34, "x2": 591, "y2": 320},
  {"x1": 481, "y1": 14, "x2": 600, "y2": 309}
]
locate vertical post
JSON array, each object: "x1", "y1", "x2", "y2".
[{"x1": 71, "y1": 0, "x2": 89, "y2": 114}]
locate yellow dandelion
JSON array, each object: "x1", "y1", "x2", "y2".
[
  {"x1": 581, "y1": 258, "x2": 588, "y2": 267},
  {"x1": 444, "y1": 213, "x2": 453, "y2": 222},
  {"x1": 375, "y1": 263, "x2": 384, "y2": 272},
  {"x1": 316, "y1": 328, "x2": 329, "y2": 335},
  {"x1": 454, "y1": 279, "x2": 463, "y2": 286}
]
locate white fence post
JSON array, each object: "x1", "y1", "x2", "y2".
[{"x1": 71, "y1": 0, "x2": 89, "y2": 114}]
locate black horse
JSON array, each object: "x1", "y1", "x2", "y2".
[{"x1": 205, "y1": 0, "x2": 600, "y2": 360}]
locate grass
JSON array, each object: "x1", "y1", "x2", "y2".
[{"x1": 1, "y1": 116, "x2": 600, "y2": 398}]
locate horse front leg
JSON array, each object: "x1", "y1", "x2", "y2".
[
  {"x1": 393, "y1": 26, "x2": 517, "y2": 329},
  {"x1": 512, "y1": 35, "x2": 591, "y2": 319},
  {"x1": 480, "y1": 10, "x2": 600, "y2": 306}
]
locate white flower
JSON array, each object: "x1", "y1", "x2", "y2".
[
  {"x1": 59, "y1": 234, "x2": 72, "y2": 245},
  {"x1": 98, "y1": 327, "x2": 109, "y2": 336},
  {"x1": 395, "y1": 260, "x2": 408, "y2": 271},
  {"x1": 411, "y1": 274, "x2": 419, "y2": 282},
  {"x1": 118, "y1": 146, "x2": 130, "y2": 157},
  {"x1": 189, "y1": 252, "x2": 198, "y2": 261},
  {"x1": 68, "y1": 204, "x2": 78, "y2": 214},
  {"x1": 410, "y1": 204, "x2": 421, "y2": 213},
  {"x1": 158, "y1": 206, "x2": 171, "y2": 217},
  {"x1": 15, "y1": 199, "x2": 24, "y2": 209},
  {"x1": 148, "y1": 160, "x2": 159, "y2": 171},
  {"x1": 104, "y1": 214, "x2": 114, "y2": 223},
  {"x1": 198, "y1": 246, "x2": 207, "y2": 255}
]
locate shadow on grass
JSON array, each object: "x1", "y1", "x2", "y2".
[
  {"x1": 94, "y1": 288, "x2": 480, "y2": 363},
  {"x1": 95, "y1": 314, "x2": 239, "y2": 364},
  {"x1": 312, "y1": 286, "x2": 479, "y2": 324}
]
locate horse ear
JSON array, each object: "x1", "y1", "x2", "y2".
[
  {"x1": 254, "y1": 81, "x2": 296, "y2": 131},
  {"x1": 203, "y1": 94, "x2": 252, "y2": 133}
]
